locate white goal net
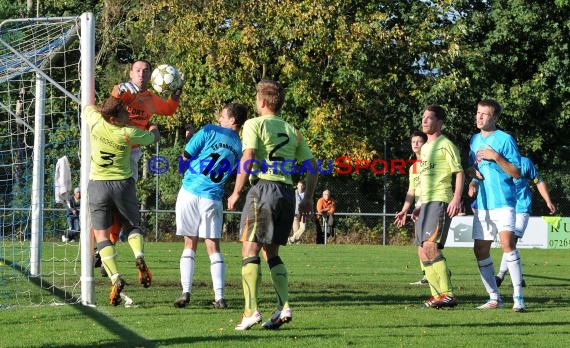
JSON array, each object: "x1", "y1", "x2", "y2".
[{"x1": 0, "y1": 13, "x2": 95, "y2": 307}]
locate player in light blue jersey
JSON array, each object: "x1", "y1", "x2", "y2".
[
  {"x1": 469, "y1": 132, "x2": 520, "y2": 210},
  {"x1": 174, "y1": 103, "x2": 248, "y2": 309},
  {"x1": 467, "y1": 99, "x2": 526, "y2": 312},
  {"x1": 495, "y1": 155, "x2": 556, "y2": 287}
]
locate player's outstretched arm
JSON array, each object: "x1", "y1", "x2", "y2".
[
  {"x1": 148, "y1": 124, "x2": 160, "y2": 143},
  {"x1": 536, "y1": 181, "x2": 557, "y2": 214},
  {"x1": 394, "y1": 190, "x2": 415, "y2": 227},
  {"x1": 447, "y1": 170, "x2": 465, "y2": 217}
]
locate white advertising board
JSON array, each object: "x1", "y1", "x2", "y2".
[{"x1": 447, "y1": 216, "x2": 548, "y2": 248}]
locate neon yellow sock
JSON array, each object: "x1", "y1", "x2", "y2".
[
  {"x1": 432, "y1": 257, "x2": 454, "y2": 296},
  {"x1": 423, "y1": 263, "x2": 441, "y2": 297},
  {"x1": 241, "y1": 262, "x2": 259, "y2": 316},
  {"x1": 419, "y1": 260, "x2": 426, "y2": 278},
  {"x1": 270, "y1": 263, "x2": 289, "y2": 310},
  {"x1": 99, "y1": 245, "x2": 119, "y2": 281},
  {"x1": 127, "y1": 232, "x2": 144, "y2": 258}
]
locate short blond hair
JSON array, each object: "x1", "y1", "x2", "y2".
[{"x1": 256, "y1": 80, "x2": 285, "y2": 113}]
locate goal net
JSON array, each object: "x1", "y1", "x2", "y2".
[{"x1": 0, "y1": 13, "x2": 95, "y2": 307}]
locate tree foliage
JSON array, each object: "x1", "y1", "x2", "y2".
[{"x1": 2, "y1": 0, "x2": 569, "y2": 222}]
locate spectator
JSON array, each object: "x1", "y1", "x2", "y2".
[
  {"x1": 315, "y1": 190, "x2": 336, "y2": 244},
  {"x1": 288, "y1": 181, "x2": 307, "y2": 244},
  {"x1": 63, "y1": 187, "x2": 80, "y2": 242}
]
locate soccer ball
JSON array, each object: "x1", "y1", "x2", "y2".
[{"x1": 150, "y1": 64, "x2": 182, "y2": 94}]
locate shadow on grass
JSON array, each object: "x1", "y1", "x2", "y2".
[
  {"x1": 285, "y1": 284, "x2": 570, "y2": 310},
  {"x1": 2, "y1": 257, "x2": 155, "y2": 348}
]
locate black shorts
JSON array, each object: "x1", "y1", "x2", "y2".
[
  {"x1": 239, "y1": 179, "x2": 295, "y2": 245},
  {"x1": 88, "y1": 178, "x2": 141, "y2": 231},
  {"x1": 414, "y1": 201, "x2": 450, "y2": 249}
]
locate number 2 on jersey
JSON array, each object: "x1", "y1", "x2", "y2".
[{"x1": 268, "y1": 132, "x2": 290, "y2": 161}]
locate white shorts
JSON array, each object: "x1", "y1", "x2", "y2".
[
  {"x1": 175, "y1": 188, "x2": 223, "y2": 239},
  {"x1": 514, "y1": 213, "x2": 530, "y2": 238},
  {"x1": 472, "y1": 207, "x2": 515, "y2": 241}
]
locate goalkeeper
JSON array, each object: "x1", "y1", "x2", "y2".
[
  {"x1": 111, "y1": 59, "x2": 183, "y2": 181},
  {"x1": 106, "y1": 60, "x2": 184, "y2": 246}
]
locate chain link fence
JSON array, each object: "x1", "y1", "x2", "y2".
[{"x1": 141, "y1": 168, "x2": 570, "y2": 244}]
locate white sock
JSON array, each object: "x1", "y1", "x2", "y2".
[
  {"x1": 478, "y1": 257, "x2": 499, "y2": 300},
  {"x1": 506, "y1": 249, "x2": 523, "y2": 298},
  {"x1": 497, "y1": 252, "x2": 508, "y2": 278},
  {"x1": 180, "y1": 248, "x2": 195, "y2": 294},
  {"x1": 209, "y1": 252, "x2": 225, "y2": 301}
]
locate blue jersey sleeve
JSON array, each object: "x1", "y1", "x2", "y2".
[{"x1": 515, "y1": 157, "x2": 542, "y2": 213}]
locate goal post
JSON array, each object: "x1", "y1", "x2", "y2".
[
  {"x1": 80, "y1": 12, "x2": 96, "y2": 306},
  {"x1": 0, "y1": 12, "x2": 95, "y2": 307}
]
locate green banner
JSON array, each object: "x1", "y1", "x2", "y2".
[{"x1": 545, "y1": 216, "x2": 570, "y2": 249}]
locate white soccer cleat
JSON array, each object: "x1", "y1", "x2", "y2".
[
  {"x1": 235, "y1": 311, "x2": 262, "y2": 331},
  {"x1": 477, "y1": 298, "x2": 503, "y2": 309},
  {"x1": 409, "y1": 278, "x2": 429, "y2": 285},
  {"x1": 120, "y1": 292, "x2": 137, "y2": 308},
  {"x1": 512, "y1": 296, "x2": 526, "y2": 312},
  {"x1": 261, "y1": 307, "x2": 292, "y2": 329}
]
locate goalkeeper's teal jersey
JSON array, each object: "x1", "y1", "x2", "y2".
[{"x1": 241, "y1": 114, "x2": 314, "y2": 185}]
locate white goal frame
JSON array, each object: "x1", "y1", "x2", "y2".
[{"x1": 0, "y1": 12, "x2": 95, "y2": 306}]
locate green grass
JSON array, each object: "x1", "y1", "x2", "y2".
[{"x1": 2, "y1": 243, "x2": 570, "y2": 347}]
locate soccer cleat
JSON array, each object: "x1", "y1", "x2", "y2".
[
  {"x1": 212, "y1": 298, "x2": 227, "y2": 309},
  {"x1": 135, "y1": 257, "x2": 152, "y2": 288},
  {"x1": 93, "y1": 251, "x2": 102, "y2": 268},
  {"x1": 513, "y1": 296, "x2": 526, "y2": 312},
  {"x1": 477, "y1": 298, "x2": 503, "y2": 309},
  {"x1": 109, "y1": 278, "x2": 126, "y2": 306},
  {"x1": 120, "y1": 292, "x2": 136, "y2": 308},
  {"x1": 235, "y1": 311, "x2": 262, "y2": 331},
  {"x1": 495, "y1": 275, "x2": 504, "y2": 288},
  {"x1": 262, "y1": 308, "x2": 293, "y2": 329},
  {"x1": 436, "y1": 294, "x2": 458, "y2": 308},
  {"x1": 409, "y1": 278, "x2": 429, "y2": 285},
  {"x1": 424, "y1": 296, "x2": 439, "y2": 308},
  {"x1": 174, "y1": 292, "x2": 190, "y2": 308}
]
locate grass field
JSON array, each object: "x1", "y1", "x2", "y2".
[{"x1": 1, "y1": 242, "x2": 570, "y2": 347}]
